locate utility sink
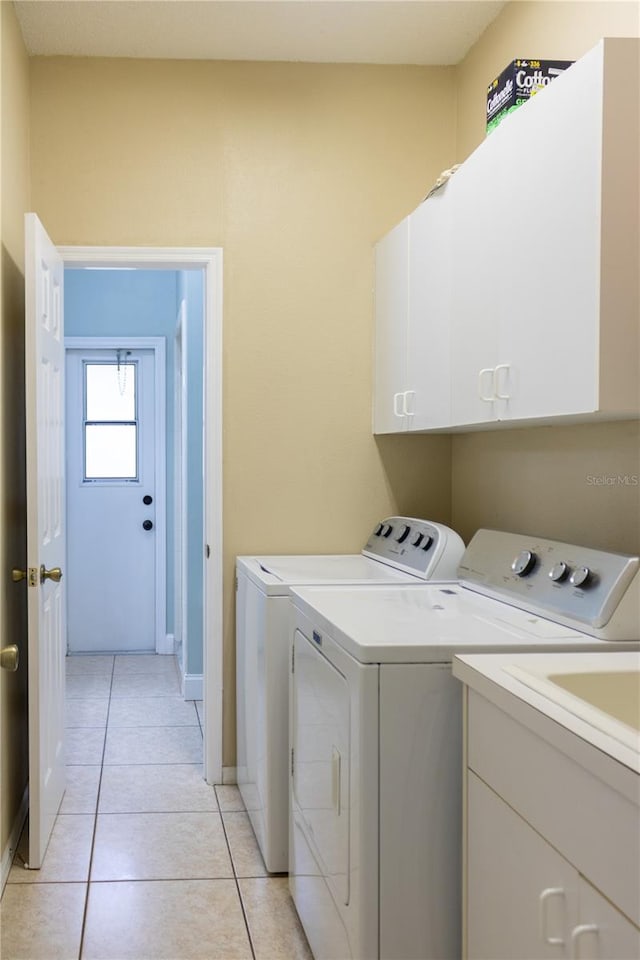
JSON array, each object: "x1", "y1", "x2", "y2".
[
  {"x1": 546, "y1": 670, "x2": 640, "y2": 731},
  {"x1": 506, "y1": 654, "x2": 640, "y2": 753}
]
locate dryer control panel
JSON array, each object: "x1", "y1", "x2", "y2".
[
  {"x1": 459, "y1": 529, "x2": 640, "y2": 638},
  {"x1": 362, "y1": 517, "x2": 464, "y2": 580}
]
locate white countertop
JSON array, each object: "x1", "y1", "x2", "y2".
[{"x1": 453, "y1": 650, "x2": 640, "y2": 776}]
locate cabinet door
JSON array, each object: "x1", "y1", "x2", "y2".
[
  {"x1": 373, "y1": 217, "x2": 409, "y2": 433},
  {"x1": 467, "y1": 772, "x2": 578, "y2": 959},
  {"x1": 574, "y1": 878, "x2": 640, "y2": 960},
  {"x1": 449, "y1": 134, "x2": 505, "y2": 426},
  {"x1": 496, "y1": 53, "x2": 601, "y2": 421},
  {"x1": 405, "y1": 191, "x2": 452, "y2": 430}
]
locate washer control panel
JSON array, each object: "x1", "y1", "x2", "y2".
[
  {"x1": 459, "y1": 529, "x2": 640, "y2": 633},
  {"x1": 362, "y1": 517, "x2": 464, "y2": 579}
]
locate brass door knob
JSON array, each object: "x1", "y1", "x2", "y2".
[
  {"x1": 12, "y1": 569, "x2": 27, "y2": 582},
  {"x1": 1, "y1": 645, "x2": 19, "y2": 672},
  {"x1": 40, "y1": 565, "x2": 63, "y2": 584}
]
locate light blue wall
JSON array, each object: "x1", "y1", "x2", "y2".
[{"x1": 65, "y1": 268, "x2": 204, "y2": 676}]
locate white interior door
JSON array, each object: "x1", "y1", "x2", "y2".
[
  {"x1": 66, "y1": 347, "x2": 158, "y2": 653},
  {"x1": 25, "y1": 213, "x2": 66, "y2": 869}
]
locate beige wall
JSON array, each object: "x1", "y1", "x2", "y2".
[
  {"x1": 29, "y1": 57, "x2": 455, "y2": 765},
  {"x1": 0, "y1": 0, "x2": 30, "y2": 859},
  {"x1": 451, "y1": 1, "x2": 640, "y2": 552},
  {"x1": 7, "y1": 1, "x2": 639, "y2": 787}
]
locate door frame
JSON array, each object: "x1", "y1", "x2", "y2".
[
  {"x1": 59, "y1": 245, "x2": 223, "y2": 785},
  {"x1": 174, "y1": 301, "x2": 188, "y2": 673},
  {"x1": 65, "y1": 337, "x2": 167, "y2": 655}
]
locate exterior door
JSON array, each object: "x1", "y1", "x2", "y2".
[
  {"x1": 25, "y1": 213, "x2": 66, "y2": 868},
  {"x1": 66, "y1": 347, "x2": 158, "y2": 652}
]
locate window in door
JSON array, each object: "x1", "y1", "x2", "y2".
[{"x1": 83, "y1": 356, "x2": 139, "y2": 481}]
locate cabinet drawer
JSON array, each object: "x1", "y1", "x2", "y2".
[{"x1": 467, "y1": 690, "x2": 640, "y2": 926}]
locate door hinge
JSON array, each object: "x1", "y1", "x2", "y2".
[
  {"x1": 291, "y1": 747, "x2": 295, "y2": 778},
  {"x1": 205, "y1": 544, "x2": 210, "y2": 559}
]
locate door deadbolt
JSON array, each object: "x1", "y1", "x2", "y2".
[
  {"x1": 13, "y1": 568, "x2": 38, "y2": 587},
  {"x1": 1, "y1": 645, "x2": 19, "y2": 672},
  {"x1": 142, "y1": 520, "x2": 153, "y2": 531}
]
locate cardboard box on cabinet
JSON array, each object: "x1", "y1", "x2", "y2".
[{"x1": 486, "y1": 58, "x2": 574, "y2": 133}]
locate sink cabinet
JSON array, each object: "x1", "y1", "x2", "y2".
[
  {"x1": 462, "y1": 688, "x2": 640, "y2": 960},
  {"x1": 467, "y1": 772, "x2": 639, "y2": 959}
]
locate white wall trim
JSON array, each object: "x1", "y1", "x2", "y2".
[
  {"x1": 173, "y1": 301, "x2": 187, "y2": 685},
  {"x1": 158, "y1": 633, "x2": 175, "y2": 656},
  {"x1": 203, "y1": 249, "x2": 224, "y2": 786},
  {"x1": 182, "y1": 673, "x2": 203, "y2": 701},
  {"x1": 65, "y1": 336, "x2": 167, "y2": 657},
  {"x1": 1, "y1": 785, "x2": 29, "y2": 893},
  {"x1": 60, "y1": 246, "x2": 223, "y2": 785}
]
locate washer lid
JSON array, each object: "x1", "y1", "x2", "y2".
[
  {"x1": 236, "y1": 553, "x2": 420, "y2": 594},
  {"x1": 291, "y1": 584, "x2": 629, "y2": 664}
]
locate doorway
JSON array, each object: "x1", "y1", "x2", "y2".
[{"x1": 60, "y1": 246, "x2": 223, "y2": 785}]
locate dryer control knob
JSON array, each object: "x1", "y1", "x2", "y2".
[
  {"x1": 512, "y1": 550, "x2": 536, "y2": 577},
  {"x1": 421, "y1": 535, "x2": 434, "y2": 551},
  {"x1": 374, "y1": 523, "x2": 384, "y2": 536},
  {"x1": 412, "y1": 533, "x2": 424, "y2": 548},
  {"x1": 570, "y1": 566, "x2": 591, "y2": 588},
  {"x1": 549, "y1": 561, "x2": 570, "y2": 583},
  {"x1": 396, "y1": 525, "x2": 410, "y2": 544},
  {"x1": 383, "y1": 524, "x2": 393, "y2": 538}
]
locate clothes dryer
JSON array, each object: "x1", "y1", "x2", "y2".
[
  {"x1": 235, "y1": 517, "x2": 465, "y2": 871},
  {"x1": 289, "y1": 529, "x2": 640, "y2": 959}
]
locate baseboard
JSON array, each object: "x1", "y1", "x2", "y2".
[
  {"x1": 222, "y1": 766, "x2": 237, "y2": 785},
  {"x1": 174, "y1": 634, "x2": 184, "y2": 672},
  {"x1": 1, "y1": 785, "x2": 28, "y2": 894},
  {"x1": 182, "y1": 673, "x2": 203, "y2": 700},
  {"x1": 156, "y1": 633, "x2": 175, "y2": 656}
]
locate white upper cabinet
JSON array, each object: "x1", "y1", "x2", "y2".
[
  {"x1": 373, "y1": 188, "x2": 454, "y2": 433},
  {"x1": 373, "y1": 38, "x2": 639, "y2": 434},
  {"x1": 373, "y1": 218, "x2": 409, "y2": 433},
  {"x1": 406, "y1": 192, "x2": 453, "y2": 430}
]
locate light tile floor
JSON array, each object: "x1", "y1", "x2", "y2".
[{"x1": 0, "y1": 654, "x2": 312, "y2": 960}]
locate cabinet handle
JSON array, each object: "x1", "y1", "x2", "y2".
[
  {"x1": 478, "y1": 368, "x2": 495, "y2": 402},
  {"x1": 494, "y1": 363, "x2": 511, "y2": 400},
  {"x1": 393, "y1": 392, "x2": 404, "y2": 418},
  {"x1": 539, "y1": 887, "x2": 566, "y2": 946},
  {"x1": 332, "y1": 747, "x2": 341, "y2": 815},
  {"x1": 570, "y1": 924, "x2": 599, "y2": 958},
  {"x1": 570, "y1": 924, "x2": 599, "y2": 959},
  {"x1": 403, "y1": 390, "x2": 415, "y2": 416}
]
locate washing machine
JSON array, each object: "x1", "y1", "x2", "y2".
[
  {"x1": 235, "y1": 517, "x2": 465, "y2": 872},
  {"x1": 289, "y1": 529, "x2": 640, "y2": 960}
]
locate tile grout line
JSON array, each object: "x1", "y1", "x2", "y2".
[
  {"x1": 217, "y1": 791, "x2": 257, "y2": 960},
  {"x1": 194, "y1": 699, "x2": 204, "y2": 738},
  {"x1": 64, "y1": 656, "x2": 248, "y2": 958},
  {"x1": 77, "y1": 656, "x2": 116, "y2": 960}
]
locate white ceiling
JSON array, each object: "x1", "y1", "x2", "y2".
[{"x1": 14, "y1": 0, "x2": 506, "y2": 65}]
